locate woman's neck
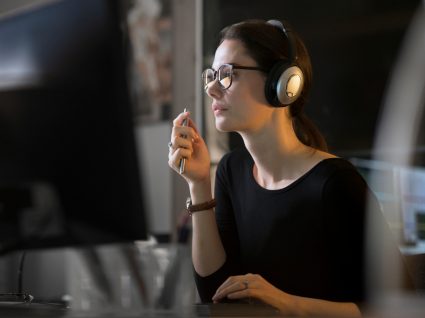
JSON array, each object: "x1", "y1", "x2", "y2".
[{"x1": 240, "y1": 117, "x2": 316, "y2": 189}]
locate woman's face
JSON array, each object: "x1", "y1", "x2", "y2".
[{"x1": 206, "y1": 39, "x2": 272, "y2": 133}]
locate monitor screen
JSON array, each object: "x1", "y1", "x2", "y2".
[{"x1": 0, "y1": 0, "x2": 148, "y2": 253}]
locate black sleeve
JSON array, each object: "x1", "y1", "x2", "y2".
[
  {"x1": 321, "y1": 168, "x2": 369, "y2": 303},
  {"x1": 322, "y1": 166, "x2": 415, "y2": 310},
  {"x1": 193, "y1": 155, "x2": 242, "y2": 302}
]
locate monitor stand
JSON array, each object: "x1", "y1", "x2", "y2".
[
  {"x1": 0, "y1": 293, "x2": 34, "y2": 305},
  {"x1": 0, "y1": 252, "x2": 34, "y2": 306}
]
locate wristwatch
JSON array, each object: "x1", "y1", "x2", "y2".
[{"x1": 185, "y1": 197, "x2": 216, "y2": 216}]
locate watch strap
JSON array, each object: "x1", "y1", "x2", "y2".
[{"x1": 186, "y1": 197, "x2": 216, "y2": 216}]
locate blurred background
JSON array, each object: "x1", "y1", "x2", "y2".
[{"x1": 0, "y1": 0, "x2": 424, "y2": 316}]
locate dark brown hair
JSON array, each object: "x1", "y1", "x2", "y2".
[{"x1": 218, "y1": 19, "x2": 328, "y2": 152}]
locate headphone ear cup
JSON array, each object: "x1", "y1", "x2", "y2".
[
  {"x1": 265, "y1": 60, "x2": 288, "y2": 107},
  {"x1": 277, "y1": 65, "x2": 304, "y2": 105},
  {"x1": 265, "y1": 62, "x2": 304, "y2": 107}
]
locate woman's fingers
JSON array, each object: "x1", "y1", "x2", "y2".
[
  {"x1": 169, "y1": 135, "x2": 194, "y2": 154},
  {"x1": 213, "y1": 275, "x2": 247, "y2": 301},
  {"x1": 171, "y1": 125, "x2": 198, "y2": 141},
  {"x1": 169, "y1": 113, "x2": 199, "y2": 170},
  {"x1": 168, "y1": 110, "x2": 209, "y2": 178},
  {"x1": 212, "y1": 274, "x2": 260, "y2": 302},
  {"x1": 187, "y1": 117, "x2": 201, "y2": 134},
  {"x1": 172, "y1": 110, "x2": 190, "y2": 127},
  {"x1": 171, "y1": 111, "x2": 199, "y2": 140},
  {"x1": 168, "y1": 147, "x2": 192, "y2": 171}
]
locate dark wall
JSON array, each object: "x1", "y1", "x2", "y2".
[{"x1": 203, "y1": 0, "x2": 421, "y2": 159}]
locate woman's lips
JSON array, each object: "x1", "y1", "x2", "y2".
[{"x1": 212, "y1": 103, "x2": 227, "y2": 115}]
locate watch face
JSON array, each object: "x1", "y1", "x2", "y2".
[{"x1": 186, "y1": 197, "x2": 192, "y2": 209}]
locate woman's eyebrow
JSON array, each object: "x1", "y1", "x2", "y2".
[{"x1": 211, "y1": 62, "x2": 237, "y2": 69}]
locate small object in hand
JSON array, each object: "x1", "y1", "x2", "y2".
[{"x1": 179, "y1": 108, "x2": 189, "y2": 174}]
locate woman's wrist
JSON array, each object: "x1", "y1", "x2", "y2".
[
  {"x1": 188, "y1": 177, "x2": 212, "y2": 204},
  {"x1": 276, "y1": 292, "x2": 304, "y2": 316}
]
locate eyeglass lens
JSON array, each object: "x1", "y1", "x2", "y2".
[{"x1": 202, "y1": 64, "x2": 233, "y2": 89}]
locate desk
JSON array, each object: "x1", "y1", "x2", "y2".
[
  {"x1": 0, "y1": 302, "x2": 281, "y2": 317},
  {"x1": 2, "y1": 300, "x2": 425, "y2": 318},
  {"x1": 193, "y1": 303, "x2": 280, "y2": 317}
]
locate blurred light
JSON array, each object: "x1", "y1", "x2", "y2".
[
  {"x1": 0, "y1": 49, "x2": 41, "y2": 89},
  {"x1": 367, "y1": 3, "x2": 425, "y2": 316}
]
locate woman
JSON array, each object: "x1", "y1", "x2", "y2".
[{"x1": 168, "y1": 19, "x2": 374, "y2": 316}]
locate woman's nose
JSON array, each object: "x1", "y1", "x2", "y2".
[{"x1": 205, "y1": 79, "x2": 222, "y2": 99}]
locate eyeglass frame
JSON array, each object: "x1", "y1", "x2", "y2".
[{"x1": 202, "y1": 63, "x2": 267, "y2": 90}]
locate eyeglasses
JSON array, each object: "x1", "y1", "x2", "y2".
[{"x1": 202, "y1": 63, "x2": 266, "y2": 90}]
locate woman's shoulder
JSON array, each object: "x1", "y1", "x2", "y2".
[
  {"x1": 312, "y1": 150, "x2": 357, "y2": 173},
  {"x1": 314, "y1": 157, "x2": 360, "y2": 179},
  {"x1": 302, "y1": 150, "x2": 366, "y2": 191},
  {"x1": 312, "y1": 155, "x2": 367, "y2": 194},
  {"x1": 296, "y1": 149, "x2": 350, "y2": 181}
]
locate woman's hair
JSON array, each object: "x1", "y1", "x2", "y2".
[{"x1": 218, "y1": 19, "x2": 328, "y2": 152}]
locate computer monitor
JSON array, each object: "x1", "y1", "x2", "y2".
[{"x1": 0, "y1": 0, "x2": 147, "y2": 254}]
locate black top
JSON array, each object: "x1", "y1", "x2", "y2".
[{"x1": 195, "y1": 148, "x2": 378, "y2": 304}]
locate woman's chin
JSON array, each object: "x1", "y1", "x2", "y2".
[{"x1": 215, "y1": 119, "x2": 233, "y2": 132}]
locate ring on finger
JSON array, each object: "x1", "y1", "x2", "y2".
[
  {"x1": 243, "y1": 280, "x2": 249, "y2": 290},
  {"x1": 168, "y1": 141, "x2": 173, "y2": 149}
]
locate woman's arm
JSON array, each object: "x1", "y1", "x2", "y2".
[
  {"x1": 284, "y1": 294, "x2": 361, "y2": 317},
  {"x1": 189, "y1": 179, "x2": 226, "y2": 277},
  {"x1": 168, "y1": 111, "x2": 226, "y2": 277},
  {"x1": 212, "y1": 273, "x2": 361, "y2": 317}
]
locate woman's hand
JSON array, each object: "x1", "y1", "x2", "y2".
[
  {"x1": 212, "y1": 273, "x2": 361, "y2": 317},
  {"x1": 168, "y1": 111, "x2": 211, "y2": 185},
  {"x1": 212, "y1": 273, "x2": 296, "y2": 315}
]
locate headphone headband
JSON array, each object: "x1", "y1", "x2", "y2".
[{"x1": 266, "y1": 19, "x2": 297, "y2": 62}]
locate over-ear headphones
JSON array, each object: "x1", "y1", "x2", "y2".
[{"x1": 264, "y1": 20, "x2": 304, "y2": 107}]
